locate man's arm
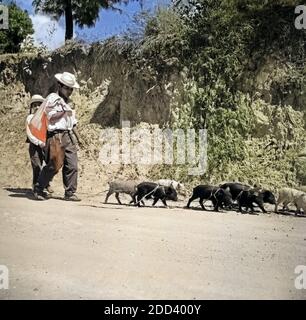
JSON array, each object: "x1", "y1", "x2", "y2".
[
  {"x1": 72, "y1": 126, "x2": 83, "y2": 148},
  {"x1": 46, "y1": 99, "x2": 72, "y2": 124},
  {"x1": 48, "y1": 110, "x2": 66, "y2": 123}
]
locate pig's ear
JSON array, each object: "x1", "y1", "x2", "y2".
[
  {"x1": 225, "y1": 187, "x2": 230, "y2": 192},
  {"x1": 170, "y1": 182, "x2": 174, "y2": 187}
]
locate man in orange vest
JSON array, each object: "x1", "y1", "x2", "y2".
[{"x1": 33, "y1": 72, "x2": 82, "y2": 201}]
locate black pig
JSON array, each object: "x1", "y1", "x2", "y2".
[
  {"x1": 186, "y1": 185, "x2": 233, "y2": 212},
  {"x1": 133, "y1": 182, "x2": 178, "y2": 207}
]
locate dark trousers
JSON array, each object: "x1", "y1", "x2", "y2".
[
  {"x1": 29, "y1": 143, "x2": 44, "y2": 186},
  {"x1": 37, "y1": 131, "x2": 78, "y2": 195}
]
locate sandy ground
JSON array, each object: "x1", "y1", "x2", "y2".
[{"x1": 0, "y1": 187, "x2": 305, "y2": 300}]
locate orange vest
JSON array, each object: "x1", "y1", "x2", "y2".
[{"x1": 27, "y1": 101, "x2": 48, "y2": 147}]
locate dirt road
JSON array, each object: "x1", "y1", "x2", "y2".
[{"x1": 0, "y1": 188, "x2": 305, "y2": 300}]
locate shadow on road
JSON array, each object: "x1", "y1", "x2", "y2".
[
  {"x1": 4, "y1": 188, "x2": 61, "y2": 201},
  {"x1": 4, "y1": 187, "x2": 35, "y2": 200},
  {"x1": 276, "y1": 209, "x2": 306, "y2": 218}
]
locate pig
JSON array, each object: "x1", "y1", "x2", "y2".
[
  {"x1": 295, "y1": 193, "x2": 306, "y2": 215},
  {"x1": 186, "y1": 185, "x2": 233, "y2": 212},
  {"x1": 219, "y1": 182, "x2": 251, "y2": 200},
  {"x1": 275, "y1": 187, "x2": 306, "y2": 213},
  {"x1": 104, "y1": 180, "x2": 139, "y2": 205},
  {"x1": 260, "y1": 189, "x2": 276, "y2": 205},
  {"x1": 155, "y1": 179, "x2": 186, "y2": 195},
  {"x1": 133, "y1": 182, "x2": 178, "y2": 207},
  {"x1": 237, "y1": 189, "x2": 267, "y2": 213},
  {"x1": 220, "y1": 182, "x2": 276, "y2": 210}
]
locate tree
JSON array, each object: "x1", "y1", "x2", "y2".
[
  {"x1": 33, "y1": 0, "x2": 142, "y2": 42},
  {"x1": 0, "y1": 3, "x2": 34, "y2": 54}
]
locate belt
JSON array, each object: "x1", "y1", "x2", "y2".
[
  {"x1": 48, "y1": 130, "x2": 69, "y2": 136},
  {"x1": 47, "y1": 130, "x2": 76, "y2": 145},
  {"x1": 47, "y1": 130, "x2": 69, "y2": 138}
]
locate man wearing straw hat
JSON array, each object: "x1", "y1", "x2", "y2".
[{"x1": 33, "y1": 72, "x2": 82, "y2": 201}]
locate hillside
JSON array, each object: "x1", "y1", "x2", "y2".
[{"x1": 1, "y1": 1, "x2": 306, "y2": 195}]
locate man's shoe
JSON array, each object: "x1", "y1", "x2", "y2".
[
  {"x1": 33, "y1": 190, "x2": 46, "y2": 201},
  {"x1": 33, "y1": 185, "x2": 49, "y2": 201},
  {"x1": 64, "y1": 194, "x2": 81, "y2": 202}
]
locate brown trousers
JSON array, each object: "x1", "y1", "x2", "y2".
[{"x1": 37, "y1": 131, "x2": 78, "y2": 196}]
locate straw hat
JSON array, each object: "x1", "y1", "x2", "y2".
[
  {"x1": 30, "y1": 94, "x2": 45, "y2": 105},
  {"x1": 55, "y1": 72, "x2": 80, "y2": 89}
]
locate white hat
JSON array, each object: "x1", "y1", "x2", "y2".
[
  {"x1": 30, "y1": 94, "x2": 45, "y2": 105},
  {"x1": 55, "y1": 72, "x2": 80, "y2": 89}
]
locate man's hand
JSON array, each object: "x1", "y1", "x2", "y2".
[{"x1": 72, "y1": 127, "x2": 84, "y2": 149}]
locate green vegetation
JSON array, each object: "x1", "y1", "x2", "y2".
[
  {"x1": 124, "y1": 0, "x2": 306, "y2": 188},
  {"x1": 0, "y1": 3, "x2": 34, "y2": 54}
]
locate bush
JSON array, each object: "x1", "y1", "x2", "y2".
[
  {"x1": 126, "y1": 0, "x2": 306, "y2": 187},
  {"x1": 0, "y1": 3, "x2": 34, "y2": 54}
]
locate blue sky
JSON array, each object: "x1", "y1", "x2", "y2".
[{"x1": 12, "y1": 0, "x2": 171, "y2": 49}]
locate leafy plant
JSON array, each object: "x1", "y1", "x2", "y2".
[{"x1": 0, "y1": 3, "x2": 34, "y2": 54}]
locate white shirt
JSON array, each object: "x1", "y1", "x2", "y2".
[
  {"x1": 45, "y1": 93, "x2": 77, "y2": 132},
  {"x1": 26, "y1": 114, "x2": 34, "y2": 124}
]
